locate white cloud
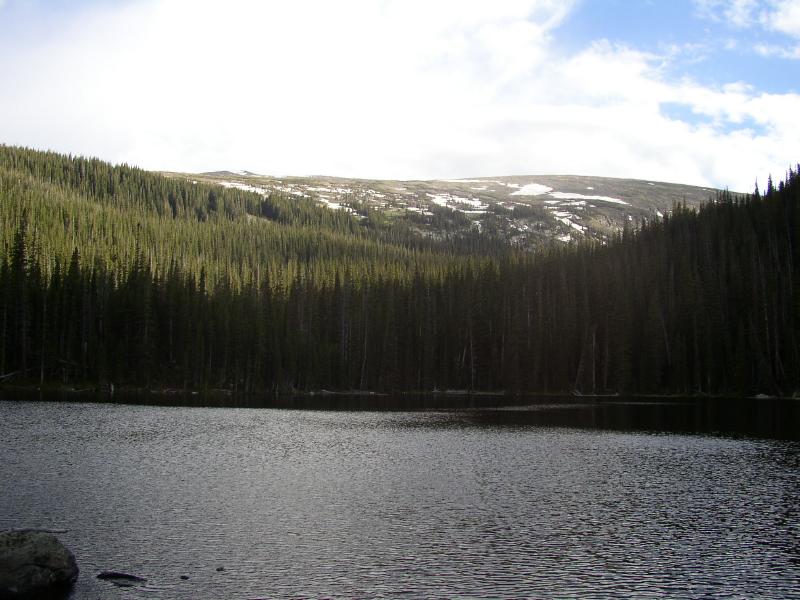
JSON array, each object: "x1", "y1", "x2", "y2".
[
  {"x1": 495, "y1": 40, "x2": 800, "y2": 190},
  {"x1": 0, "y1": 0, "x2": 798, "y2": 191},
  {"x1": 692, "y1": 1, "x2": 800, "y2": 66},
  {"x1": 761, "y1": 0, "x2": 800, "y2": 37},
  {"x1": 754, "y1": 42, "x2": 800, "y2": 57},
  {"x1": 695, "y1": 0, "x2": 800, "y2": 38},
  {"x1": 694, "y1": 0, "x2": 761, "y2": 26}
]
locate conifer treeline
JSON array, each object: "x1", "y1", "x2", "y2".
[
  {"x1": 0, "y1": 145, "x2": 506, "y2": 291},
  {"x1": 1, "y1": 145, "x2": 798, "y2": 395}
]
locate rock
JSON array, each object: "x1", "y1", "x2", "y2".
[
  {"x1": 179, "y1": 575, "x2": 189, "y2": 580},
  {"x1": 215, "y1": 566, "x2": 225, "y2": 572},
  {"x1": 0, "y1": 530, "x2": 79, "y2": 600},
  {"x1": 96, "y1": 571, "x2": 147, "y2": 588}
]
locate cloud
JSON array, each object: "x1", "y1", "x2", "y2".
[
  {"x1": 695, "y1": 0, "x2": 800, "y2": 37},
  {"x1": 527, "y1": 41, "x2": 800, "y2": 189},
  {"x1": 0, "y1": 0, "x2": 797, "y2": 191},
  {"x1": 754, "y1": 41, "x2": 800, "y2": 57},
  {"x1": 692, "y1": 1, "x2": 800, "y2": 65},
  {"x1": 761, "y1": 0, "x2": 800, "y2": 37},
  {"x1": 694, "y1": 0, "x2": 761, "y2": 26}
]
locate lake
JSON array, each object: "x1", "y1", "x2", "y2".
[{"x1": 1, "y1": 396, "x2": 798, "y2": 599}]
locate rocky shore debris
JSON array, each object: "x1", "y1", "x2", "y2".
[{"x1": 0, "y1": 530, "x2": 79, "y2": 600}]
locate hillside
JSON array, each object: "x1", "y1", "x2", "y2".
[
  {"x1": 183, "y1": 170, "x2": 724, "y2": 248},
  {"x1": 0, "y1": 145, "x2": 502, "y2": 292},
  {"x1": 1, "y1": 145, "x2": 797, "y2": 397}
]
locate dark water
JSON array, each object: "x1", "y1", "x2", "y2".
[{"x1": 0, "y1": 397, "x2": 798, "y2": 599}]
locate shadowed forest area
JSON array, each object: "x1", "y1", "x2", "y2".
[{"x1": 1, "y1": 145, "x2": 798, "y2": 396}]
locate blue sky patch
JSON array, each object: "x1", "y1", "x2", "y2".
[
  {"x1": 660, "y1": 101, "x2": 769, "y2": 135},
  {"x1": 557, "y1": 0, "x2": 800, "y2": 95}
]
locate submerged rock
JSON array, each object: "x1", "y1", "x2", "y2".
[
  {"x1": 0, "y1": 530, "x2": 79, "y2": 600},
  {"x1": 96, "y1": 571, "x2": 147, "y2": 587}
]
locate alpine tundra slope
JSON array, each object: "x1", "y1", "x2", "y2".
[{"x1": 177, "y1": 170, "x2": 728, "y2": 248}]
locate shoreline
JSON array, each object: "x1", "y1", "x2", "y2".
[{"x1": 0, "y1": 382, "x2": 795, "y2": 405}]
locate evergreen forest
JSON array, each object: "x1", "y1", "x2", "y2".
[{"x1": 1, "y1": 144, "x2": 798, "y2": 397}]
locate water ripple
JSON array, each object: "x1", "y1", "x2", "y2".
[{"x1": 0, "y1": 400, "x2": 798, "y2": 599}]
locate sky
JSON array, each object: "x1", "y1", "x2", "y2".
[{"x1": 0, "y1": 0, "x2": 799, "y2": 190}]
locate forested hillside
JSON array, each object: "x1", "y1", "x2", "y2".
[{"x1": 1, "y1": 145, "x2": 797, "y2": 396}]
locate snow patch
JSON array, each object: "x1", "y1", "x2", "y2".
[
  {"x1": 276, "y1": 185, "x2": 307, "y2": 197},
  {"x1": 219, "y1": 181, "x2": 267, "y2": 195},
  {"x1": 317, "y1": 197, "x2": 357, "y2": 214},
  {"x1": 438, "y1": 179, "x2": 489, "y2": 184},
  {"x1": 562, "y1": 200, "x2": 587, "y2": 208},
  {"x1": 511, "y1": 183, "x2": 553, "y2": 196},
  {"x1": 548, "y1": 192, "x2": 629, "y2": 205},
  {"x1": 556, "y1": 217, "x2": 586, "y2": 232},
  {"x1": 406, "y1": 206, "x2": 434, "y2": 216},
  {"x1": 427, "y1": 193, "x2": 451, "y2": 209},
  {"x1": 452, "y1": 197, "x2": 485, "y2": 208},
  {"x1": 426, "y1": 192, "x2": 487, "y2": 212}
]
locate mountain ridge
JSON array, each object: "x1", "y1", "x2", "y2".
[{"x1": 175, "y1": 170, "x2": 732, "y2": 248}]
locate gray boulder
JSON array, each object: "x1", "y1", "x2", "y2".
[{"x1": 0, "y1": 530, "x2": 79, "y2": 599}]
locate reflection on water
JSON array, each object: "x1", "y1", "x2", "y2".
[
  {"x1": 5, "y1": 389, "x2": 798, "y2": 439},
  {"x1": 0, "y1": 397, "x2": 798, "y2": 599}
]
